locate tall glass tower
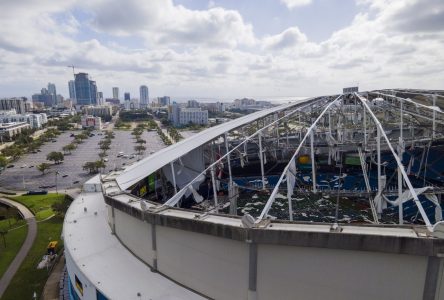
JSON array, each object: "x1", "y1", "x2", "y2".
[
  {"x1": 140, "y1": 85, "x2": 149, "y2": 108},
  {"x1": 75, "y1": 73, "x2": 97, "y2": 105}
]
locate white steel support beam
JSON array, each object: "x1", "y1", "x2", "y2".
[
  {"x1": 376, "y1": 126, "x2": 382, "y2": 216},
  {"x1": 355, "y1": 93, "x2": 433, "y2": 230},
  {"x1": 310, "y1": 130, "x2": 317, "y2": 193},
  {"x1": 433, "y1": 94, "x2": 437, "y2": 139},
  {"x1": 258, "y1": 132, "x2": 266, "y2": 190},
  {"x1": 363, "y1": 107, "x2": 367, "y2": 148},
  {"x1": 224, "y1": 133, "x2": 233, "y2": 186},
  {"x1": 210, "y1": 166, "x2": 219, "y2": 213},
  {"x1": 258, "y1": 96, "x2": 342, "y2": 220},
  {"x1": 170, "y1": 161, "x2": 177, "y2": 194}
]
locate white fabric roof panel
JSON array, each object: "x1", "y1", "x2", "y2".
[{"x1": 115, "y1": 98, "x2": 315, "y2": 190}]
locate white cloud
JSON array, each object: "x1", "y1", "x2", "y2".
[
  {"x1": 280, "y1": 0, "x2": 312, "y2": 10},
  {"x1": 0, "y1": 0, "x2": 443, "y2": 99},
  {"x1": 89, "y1": 0, "x2": 256, "y2": 48}
]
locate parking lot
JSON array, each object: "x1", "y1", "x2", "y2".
[
  {"x1": 0, "y1": 130, "x2": 103, "y2": 191},
  {"x1": 0, "y1": 127, "x2": 192, "y2": 192}
]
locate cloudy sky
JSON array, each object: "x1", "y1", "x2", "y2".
[{"x1": 0, "y1": 0, "x2": 443, "y2": 101}]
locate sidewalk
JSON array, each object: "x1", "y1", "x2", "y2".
[{"x1": 0, "y1": 198, "x2": 37, "y2": 298}]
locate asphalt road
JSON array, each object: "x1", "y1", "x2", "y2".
[{"x1": 0, "y1": 198, "x2": 36, "y2": 298}]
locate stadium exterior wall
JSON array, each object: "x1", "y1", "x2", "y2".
[{"x1": 105, "y1": 195, "x2": 444, "y2": 300}]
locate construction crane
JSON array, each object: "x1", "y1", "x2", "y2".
[{"x1": 67, "y1": 65, "x2": 76, "y2": 77}]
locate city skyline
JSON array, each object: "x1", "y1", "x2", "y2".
[{"x1": 0, "y1": 0, "x2": 443, "y2": 99}]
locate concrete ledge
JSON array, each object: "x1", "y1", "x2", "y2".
[{"x1": 104, "y1": 195, "x2": 444, "y2": 257}]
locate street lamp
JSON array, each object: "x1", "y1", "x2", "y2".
[{"x1": 55, "y1": 171, "x2": 59, "y2": 194}]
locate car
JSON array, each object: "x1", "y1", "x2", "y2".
[
  {"x1": 129, "y1": 155, "x2": 135, "y2": 159},
  {"x1": 37, "y1": 149, "x2": 41, "y2": 152},
  {"x1": 51, "y1": 140, "x2": 57, "y2": 142},
  {"x1": 29, "y1": 165, "x2": 34, "y2": 168},
  {"x1": 32, "y1": 151, "x2": 38, "y2": 154},
  {"x1": 122, "y1": 162, "x2": 126, "y2": 165},
  {"x1": 62, "y1": 174, "x2": 68, "y2": 178},
  {"x1": 123, "y1": 154, "x2": 129, "y2": 158},
  {"x1": 39, "y1": 185, "x2": 49, "y2": 189},
  {"x1": 73, "y1": 180, "x2": 80, "y2": 184},
  {"x1": 70, "y1": 133, "x2": 75, "y2": 137},
  {"x1": 6, "y1": 165, "x2": 14, "y2": 168},
  {"x1": 20, "y1": 164, "x2": 27, "y2": 168},
  {"x1": 103, "y1": 158, "x2": 108, "y2": 162}
]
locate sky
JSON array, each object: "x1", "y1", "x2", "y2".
[{"x1": 0, "y1": 0, "x2": 443, "y2": 101}]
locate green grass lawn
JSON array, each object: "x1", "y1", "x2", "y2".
[
  {"x1": 0, "y1": 225, "x2": 27, "y2": 279},
  {"x1": 1, "y1": 217, "x2": 64, "y2": 300},
  {"x1": 10, "y1": 193, "x2": 66, "y2": 221},
  {"x1": 0, "y1": 193, "x2": 70, "y2": 299}
]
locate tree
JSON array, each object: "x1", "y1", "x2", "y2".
[
  {"x1": 47, "y1": 151, "x2": 64, "y2": 164},
  {"x1": 99, "y1": 143, "x2": 110, "y2": 152},
  {"x1": 62, "y1": 143, "x2": 77, "y2": 154},
  {"x1": 95, "y1": 160, "x2": 106, "y2": 172},
  {"x1": 2, "y1": 145, "x2": 23, "y2": 160},
  {"x1": 136, "y1": 138, "x2": 146, "y2": 144},
  {"x1": 0, "y1": 155, "x2": 8, "y2": 169},
  {"x1": 37, "y1": 163, "x2": 51, "y2": 175},
  {"x1": 83, "y1": 162, "x2": 97, "y2": 174},
  {"x1": 134, "y1": 145, "x2": 146, "y2": 155}
]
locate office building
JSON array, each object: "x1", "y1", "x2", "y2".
[
  {"x1": 32, "y1": 88, "x2": 53, "y2": 107},
  {"x1": 187, "y1": 100, "x2": 200, "y2": 108},
  {"x1": 105, "y1": 98, "x2": 120, "y2": 105},
  {"x1": 0, "y1": 122, "x2": 31, "y2": 140},
  {"x1": 48, "y1": 82, "x2": 57, "y2": 105},
  {"x1": 82, "y1": 105, "x2": 112, "y2": 118},
  {"x1": 81, "y1": 115, "x2": 102, "y2": 130},
  {"x1": 0, "y1": 110, "x2": 48, "y2": 128},
  {"x1": 140, "y1": 85, "x2": 149, "y2": 108},
  {"x1": 68, "y1": 80, "x2": 76, "y2": 100},
  {"x1": 0, "y1": 98, "x2": 26, "y2": 114},
  {"x1": 169, "y1": 103, "x2": 208, "y2": 126},
  {"x1": 124, "y1": 92, "x2": 130, "y2": 101},
  {"x1": 158, "y1": 96, "x2": 171, "y2": 106},
  {"x1": 75, "y1": 73, "x2": 97, "y2": 105},
  {"x1": 112, "y1": 87, "x2": 119, "y2": 99},
  {"x1": 97, "y1": 92, "x2": 104, "y2": 105},
  {"x1": 124, "y1": 99, "x2": 139, "y2": 110}
]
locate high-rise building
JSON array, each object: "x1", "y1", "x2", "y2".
[
  {"x1": 48, "y1": 83, "x2": 57, "y2": 105},
  {"x1": 68, "y1": 80, "x2": 76, "y2": 100},
  {"x1": 112, "y1": 87, "x2": 119, "y2": 99},
  {"x1": 187, "y1": 100, "x2": 199, "y2": 108},
  {"x1": 74, "y1": 73, "x2": 97, "y2": 105},
  {"x1": 124, "y1": 92, "x2": 130, "y2": 101},
  {"x1": 0, "y1": 98, "x2": 26, "y2": 114},
  {"x1": 97, "y1": 92, "x2": 104, "y2": 105},
  {"x1": 32, "y1": 89, "x2": 53, "y2": 107},
  {"x1": 140, "y1": 85, "x2": 149, "y2": 108},
  {"x1": 157, "y1": 96, "x2": 170, "y2": 106}
]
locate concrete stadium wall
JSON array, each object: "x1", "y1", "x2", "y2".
[
  {"x1": 114, "y1": 208, "x2": 154, "y2": 265},
  {"x1": 156, "y1": 226, "x2": 249, "y2": 300},
  {"x1": 256, "y1": 244, "x2": 427, "y2": 300},
  {"x1": 106, "y1": 195, "x2": 444, "y2": 300}
]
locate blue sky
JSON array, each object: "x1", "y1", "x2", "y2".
[{"x1": 0, "y1": 0, "x2": 443, "y2": 100}]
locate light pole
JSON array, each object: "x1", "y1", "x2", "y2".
[{"x1": 55, "y1": 171, "x2": 59, "y2": 194}]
